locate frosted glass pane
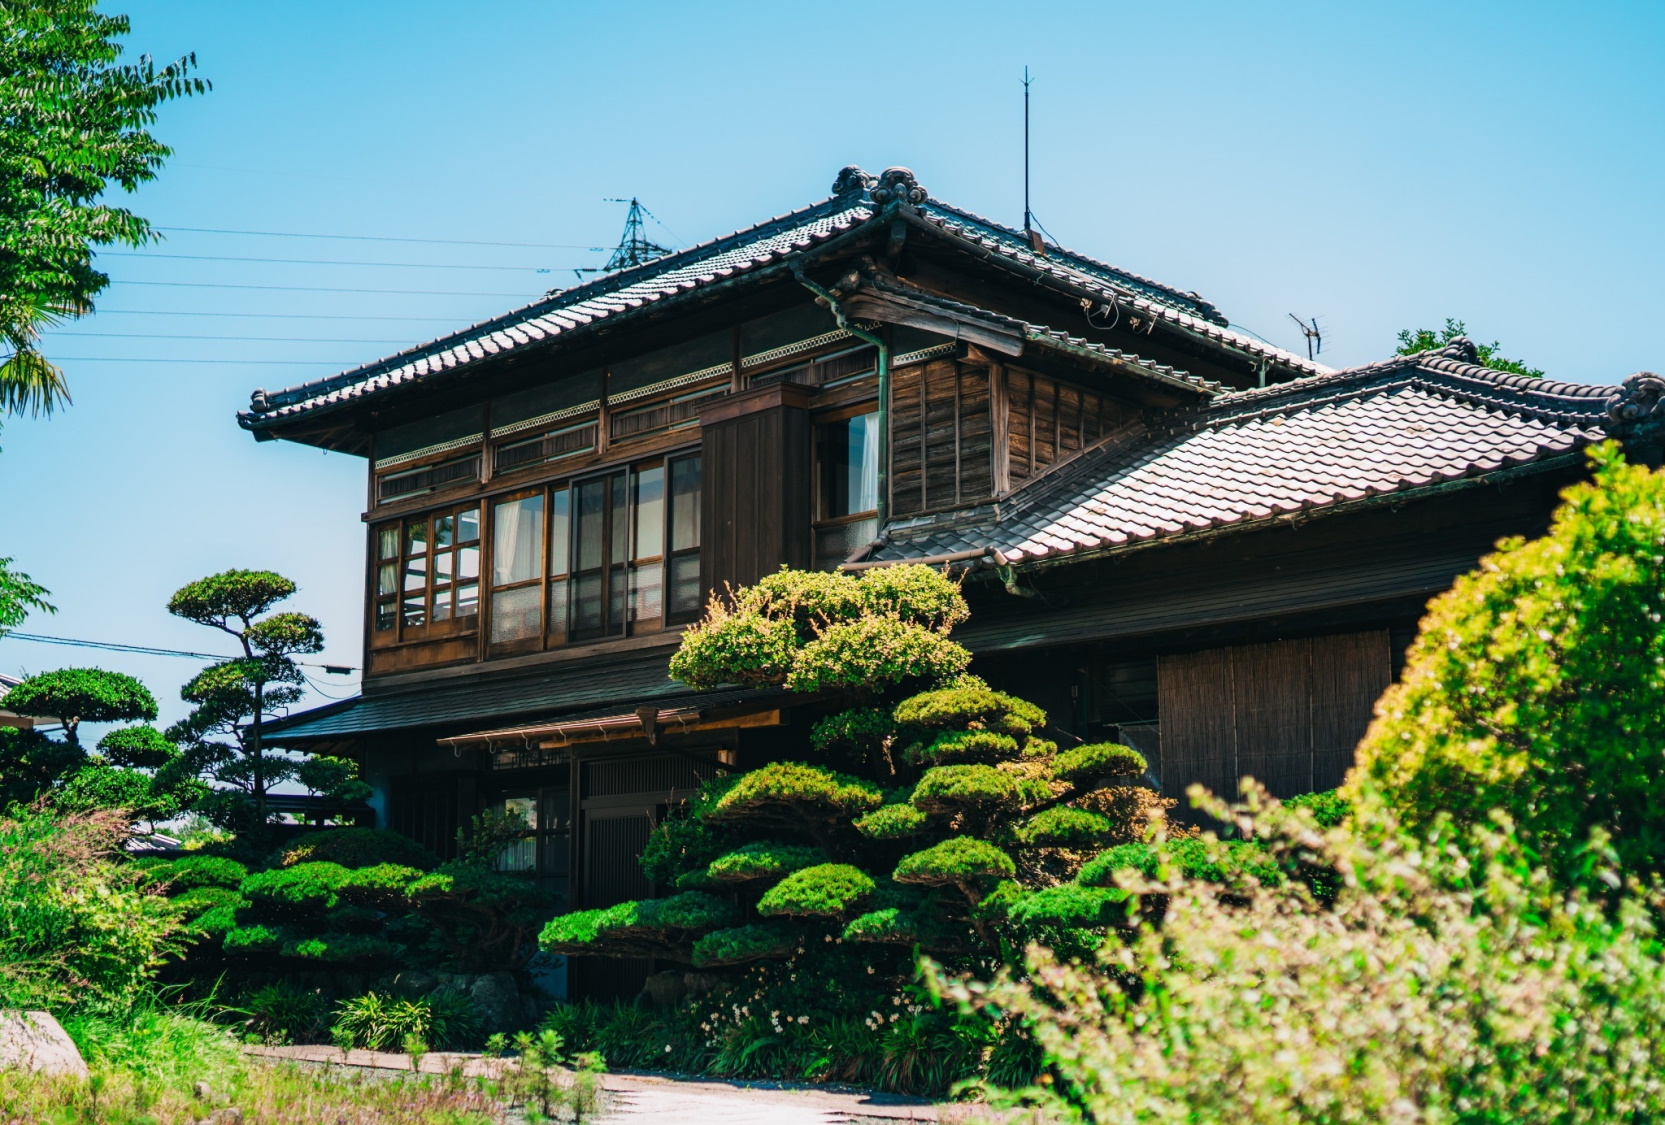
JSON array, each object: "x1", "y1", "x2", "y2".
[{"x1": 492, "y1": 495, "x2": 545, "y2": 585}]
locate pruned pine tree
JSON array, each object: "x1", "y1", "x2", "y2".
[{"x1": 540, "y1": 564, "x2": 1173, "y2": 971}]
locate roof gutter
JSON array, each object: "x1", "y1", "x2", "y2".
[{"x1": 793, "y1": 261, "x2": 892, "y2": 528}]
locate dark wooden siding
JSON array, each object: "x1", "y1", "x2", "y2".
[
  {"x1": 890, "y1": 359, "x2": 995, "y2": 517},
  {"x1": 1005, "y1": 367, "x2": 1129, "y2": 488},
  {"x1": 1156, "y1": 630, "x2": 1390, "y2": 803},
  {"x1": 699, "y1": 391, "x2": 811, "y2": 593}
]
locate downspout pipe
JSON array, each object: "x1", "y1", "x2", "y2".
[{"x1": 792, "y1": 262, "x2": 890, "y2": 527}]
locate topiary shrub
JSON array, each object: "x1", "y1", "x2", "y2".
[
  {"x1": 757, "y1": 864, "x2": 877, "y2": 918},
  {"x1": 705, "y1": 762, "x2": 884, "y2": 826},
  {"x1": 275, "y1": 828, "x2": 440, "y2": 871},
  {"x1": 894, "y1": 838, "x2": 1016, "y2": 886},
  {"x1": 692, "y1": 923, "x2": 800, "y2": 967},
  {"x1": 151, "y1": 854, "x2": 249, "y2": 891},
  {"x1": 540, "y1": 891, "x2": 739, "y2": 961},
  {"x1": 96, "y1": 724, "x2": 176, "y2": 769},
  {"x1": 171, "y1": 885, "x2": 243, "y2": 918},
  {"x1": 223, "y1": 923, "x2": 294, "y2": 956},
  {"x1": 893, "y1": 684, "x2": 1043, "y2": 736},
  {"x1": 705, "y1": 841, "x2": 828, "y2": 887},
  {"x1": 1017, "y1": 805, "x2": 1118, "y2": 846},
  {"x1": 1006, "y1": 884, "x2": 1130, "y2": 929},
  {"x1": 910, "y1": 765, "x2": 1025, "y2": 813},
  {"x1": 855, "y1": 564, "x2": 970, "y2": 630},
  {"x1": 334, "y1": 863, "x2": 424, "y2": 909},
  {"x1": 786, "y1": 615, "x2": 971, "y2": 693},
  {"x1": 241, "y1": 862, "x2": 350, "y2": 913},
  {"x1": 282, "y1": 933, "x2": 402, "y2": 963},
  {"x1": 905, "y1": 730, "x2": 1020, "y2": 765},
  {"x1": 854, "y1": 801, "x2": 931, "y2": 840},
  {"x1": 1052, "y1": 742, "x2": 1147, "y2": 783},
  {"x1": 1350, "y1": 445, "x2": 1665, "y2": 887}
]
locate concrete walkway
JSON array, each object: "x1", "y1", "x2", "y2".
[{"x1": 246, "y1": 1045, "x2": 965, "y2": 1123}]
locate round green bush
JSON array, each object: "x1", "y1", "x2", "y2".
[
  {"x1": 223, "y1": 923, "x2": 294, "y2": 955},
  {"x1": 910, "y1": 765, "x2": 1024, "y2": 812},
  {"x1": 1052, "y1": 742, "x2": 1147, "y2": 783},
  {"x1": 893, "y1": 685, "x2": 1045, "y2": 735},
  {"x1": 786, "y1": 616, "x2": 971, "y2": 694},
  {"x1": 1285, "y1": 789, "x2": 1351, "y2": 828},
  {"x1": 275, "y1": 828, "x2": 440, "y2": 871},
  {"x1": 241, "y1": 862, "x2": 350, "y2": 912},
  {"x1": 669, "y1": 611, "x2": 800, "y2": 689},
  {"x1": 906, "y1": 729, "x2": 1020, "y2": 765},
  {"x1": 152, "y1": 854, "x2": 249, "y2": 891},
  {"x1": 855, "y1": 564, "x2": 970, "y2": 631},
  {"x1": 810, "y1": 708, "x2": 896, "y2": 758},
  {"x1": 706, "y1": 841, "x2": 828, "y2": 886},
  {"x1": 854, "y1": 801, "x2": 931, "y2": 840},
  {"x1": 893, "y1": 838, "x2": 1016, "y2": 885},
  {"x1": 334, "y1": 863, "x2": 424, "y2": 908},
  {"x1": 692, "y1": 923, "x2": 800, "y2": 967},
  {"x1": 171, "y1": 884, "x2": 243, "y2": 918},
  {"x1": 706, "y1": 762, "x2": 884, "y2": 822},
  {"x1": 757, "y1": 863, "x2": 877, "y2": 918},
  {"x1": 96, "y1": 724, "x2": 176, "y2": 769},
  {"x1": 1018, "y1": 806, "x2": 1118, "y2": 846},
  {"x1": 1006, "y1": 884, "x2": 1130, "y2": 928},
  {"x1": 1076, "y1": 843, "x2": 1159, "y2": 887},
  {"x1": 842, "y1": 906, "x2": 970, "y2": 950}
]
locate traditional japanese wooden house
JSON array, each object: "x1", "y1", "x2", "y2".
[{"x1": 244, "y1": 164, "x2": 1662, "y2": 993}]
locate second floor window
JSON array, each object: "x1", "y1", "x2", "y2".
[
  {"x1": 489, "y1": 452, "x2": 702, "y2": 653},
  {"x1": 375, "y1": 504, "x2": 480, "y2": 635},
  {"x1": 813, "y1": 410, "x2": 878, "y2": 570}
]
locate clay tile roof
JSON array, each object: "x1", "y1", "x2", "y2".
[{"x1": 868, "y1": 342, "x2": 1624, "y2": 568}]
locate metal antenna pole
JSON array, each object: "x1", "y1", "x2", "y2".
[{"x1": 1023, "y1": 67, "x2": 1033, "y2": 234}]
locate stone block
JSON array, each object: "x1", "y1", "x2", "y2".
[{"x1": 0, "y1": 1010, "x2": 89, "y2": 1079}]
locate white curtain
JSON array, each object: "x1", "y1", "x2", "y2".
[
  {"x1": 853, "y1": 412, "x2": 879, "y2": 514},
  {"x1": 493, "y1": 496, "x2": 544, "y2": 585}
]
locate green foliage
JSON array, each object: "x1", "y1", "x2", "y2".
[
  {"x1": 894, "y1": 837, "x2": 1016, "y2": 885},
  {"x1": 692, "y1": 923, "x2": 800, "y2": 967},
  {"x1": 0, "y1": 806, "x2": 177, "y2": 1011},
  {"x1": 242, "y1": 981, "x2": 331, "y2": 1043},
  {"x1": 170, "y1": 884, "x2": 242, "y2": 918},
  {"x1": 148, "y1": 853, "x2": 248, "y2": 890},
  {"x1": 1350, "y1": 445, "x2": 1665, "y2": 886},
  {"x1": 1006, "y1": 883, "x2": 1130, "y2": 928},
  {"x1": 1017, "y1": 805, "x2": 1117, "y2": 846},
  {"x1": 893, "y1": 684, "x2": 1044, "y2": 735},
  {"x1": 1052, "y1": 741, "x2": 1147, "y2": 783},
  {"x1": 335, "y1": 862, "x2": 425, "y2": 907},
  {"x1": 705, "y1": 840, "x2": 828, "y2": 886},
  {"x1": 540, "y1": 891, "x2": 739, "y2": 960},
  {"x1": 854, "y1": 799, "x2": 931, "y2": 839},
  {"x1": 1077, "y1": 837, "x2": 1282, "y2": 889},
  {"x1": 0, "y1": 725, "x2": 83, "y2": 807},
  {"x1": 282, "y1": 932, "x2": 402, "y2": 963},
  {"x1": 275, "y1": 827, "x2": 440, "y2": 871},
  {"x1": 953, "y1": 786, "x2": 1665, "y2": 1124},
  {"x1": 331, "y1": 990, "x2": 482, "y2": 1051},
  {"x1": 96, "y1": 723, "x2": 176, "y2": 769},
  {"x1": 786, "y1": 614, "x2": 970, "y2": 693},
  {"x1": 240, "y1": 861, "x2": 350, "y2": 912},
  {"x1": 222, "y1": 923, "x2": 292, "y2": 956},
  {"x1": 910, "y1": 764, "x2": 1025, "y2": 812},
  {"x1": 0, "y1": 1, "x2": 208, "y2": 415},
  {"x1": 640, "y1": 811, "x2": 726, "y2": 889},
  {"x1": 906, "y1": 729, "x2": 1020, "y2": 765},
  {"x1": 1, "y1": 666, "x2": 156, "y2": 745},
  {"x1": 1284, "y1": 789, "x2": 1350, "y2": 828},
  {"x1": 0, "y1": 557, "x2": 52, "y2": 634},
  {"x1": 756, "y1": 863, "x2": 876, "y2": 918},
  {"x1": 854, "y1": 564, "x2": 970, "y2": 630},
  {"x1": 1395, "y1": 317, "x2": 1544, "y2": 379},
  {"x1": 705, "y1": 761, "x2": 884, "y2": 824},
  {"x1": 809, "y1": 707, "x2": 896, "y2": 763}
]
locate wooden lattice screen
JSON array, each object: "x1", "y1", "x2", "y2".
[{"x1": 1155, "y1": 630, "x2": 1391, "y2": 804}]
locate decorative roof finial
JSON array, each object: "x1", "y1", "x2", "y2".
[
  {"x1": 250, "y1": 388, "x2": 270, "y2": 413},
  {"x1": 1606, "y1": 372, "x2": 1665, "y2": 428},
  {"x1": 1443, "y1": 336, "x2": 1481, "y2": 365},
  {"x1": 870, "y1": 166, "x2": 927, "y2": 206},
  {"x1": 831, "y1": 165, "x2": 874, "y2": 196}
]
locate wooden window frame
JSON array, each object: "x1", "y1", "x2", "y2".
[
  {"x1": 371, "y1": 502, "x2": 482, "y2": 646},
  {"x1": 811, "y1": 404, "x2": 880, "y2": 571}
]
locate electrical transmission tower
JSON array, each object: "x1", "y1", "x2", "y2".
[{"x1": 603, "y1": 197, "x2": 672, "y2": 270}]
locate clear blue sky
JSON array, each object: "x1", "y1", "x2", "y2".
[{"x1": 3, "y1": 0, "x2": 1662, "y2": 733}]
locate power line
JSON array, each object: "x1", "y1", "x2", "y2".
[
  {"x1": 47, "y1": 357, "x2": 370, "y2": 365},
  {"x1": 53, "y1": 332, "x2": 412, "y2": 344},
  {"x1": 5, "y1": 630, "x2": 356, "y2": 673},
  {"x1": 116, "y1": 280, "x2": 538, "y2": 297},
  {"x1": 102, "y1": 250, "x2": 576, "y2": 273},
  {"x1": 89, "y1": 310, "x2": 466, "y2": 322},
  {"x1": 159, "y1": 225, "x2": 601, "y2": 251}
]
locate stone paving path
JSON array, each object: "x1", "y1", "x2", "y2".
[{"x1": 245, "y1": 1045, "x2": 956, "y2": 1123}]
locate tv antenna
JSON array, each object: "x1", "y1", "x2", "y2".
[
  {"x1": 1021, "y1": 67, "x2": 1046, "y2": 255},
  {"x1": 603, "y1": 197, "x2": 672, "y2": 270},
  {"x1": 1288, "y1": 313, "x2": 1323, "y2": 360}
]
